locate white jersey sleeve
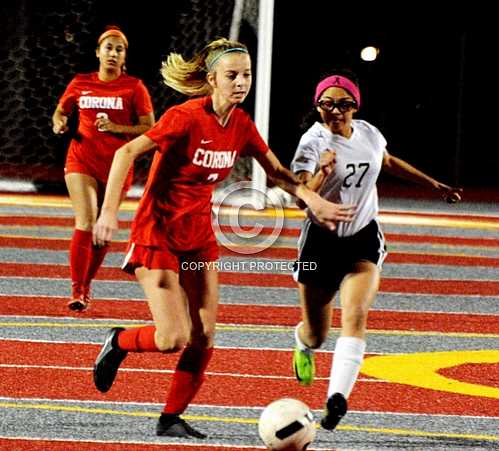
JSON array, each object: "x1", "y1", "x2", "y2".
[{"x1": 291, "y1": 129, "x2": 322, "y2": 175}]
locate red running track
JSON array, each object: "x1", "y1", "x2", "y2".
[
  {"x1": 0, "y1": 340, "x2": 497, "y2": 417},
  {"x1": 0, "y1": 262, "x2": 498, "y2": 295},
  {"x1": 1, "y1": 295, "x2": 498, "y2": 334},
  {"x1": 1, "y1": 209, "x2": 498, "y2": 448},
  {"x1": 0, "y1": 438, "x2": 260, "y2": 451},
  {"x1": 1, "y1": 225, "x2": 498, "y2": 247},
  {"x1": 1, "y1": 236, "x2": 498, "y2": 268}
]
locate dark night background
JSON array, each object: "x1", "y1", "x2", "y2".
[{"x1": 0, "y1": 0, "x2": 496, "y2": 194}]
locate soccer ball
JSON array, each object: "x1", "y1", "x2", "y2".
[{"x1": 258, "y1": 398, "x2": 316, "y2": 451}]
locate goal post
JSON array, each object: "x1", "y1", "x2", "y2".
[
  {"x1": 251, "y1": 0, "x2": 273, "y2": 209},
  {"x1": 223, "y1": 0, "x2": 274, "y2": 209}
]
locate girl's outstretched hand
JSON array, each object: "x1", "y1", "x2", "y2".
[
  {"x1": 306, "y1": 191, "x2": 356, "y2": 231},
  {"x1": 436, "y1": 182, "x2": 463, "y2": 204}
]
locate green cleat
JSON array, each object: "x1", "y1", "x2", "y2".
[{"x1": 293, "y1": 347, "x2": 315, "y2": 386}]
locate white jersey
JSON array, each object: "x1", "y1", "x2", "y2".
[{"x1": 291, "y1": 120, "x2": 387, "y2": 237}]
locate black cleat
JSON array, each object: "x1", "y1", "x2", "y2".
[
  {"x1": 93, "y1": 327, "x2": 127, "y2": 392},
  {"x1": 68, "y1": 294, "x2": 90, "y2": 312},
  {"x1": 156, "y1": 413, "x2": 207, "y2": 439},
  {"x1": 320, "y1": 392, "x2": 348, "y2": 431}
]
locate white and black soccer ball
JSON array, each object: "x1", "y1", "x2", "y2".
[{"x1": 258, "y1": 398, "x2": 316, "y2": 451}]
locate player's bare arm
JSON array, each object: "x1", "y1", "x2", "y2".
[
  {"x1": 382, "y1": 150, "x2": 462, "y2": 203},
  {"x1": 255, "y1": 149, "x2": 355, "y2": 230},
  {"x1": 51, "y1": 105, "x2": 69, "y2": 134},
  {"x1": 93, "y1": 134, "x2": 156, "y2": 246},
  {"x1": 294, "y1": 149, "x2": 336, "y2": 208}
]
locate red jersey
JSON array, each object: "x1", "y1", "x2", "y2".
[
  {"x1": 58, "y1": 72, "x2": 153, "y2": 183},
  {"x1": 131, "y1": 96, "x2": 269, "y2": 252}
]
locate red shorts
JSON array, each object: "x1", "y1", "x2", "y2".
[
  {"x1": 65, "y1": 143, "x2": 133, "y2": 192},
  {"x1": 121, "y1": 241, "x2": 219, "y2": 274}
]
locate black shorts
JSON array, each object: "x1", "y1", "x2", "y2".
[{"x1": 293, "y1": 219, "x2": 387, "y2": 291}]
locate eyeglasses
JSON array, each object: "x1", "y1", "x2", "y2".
[{"x1": 317, "y1": 99, "x2": 357, "y2": 113}]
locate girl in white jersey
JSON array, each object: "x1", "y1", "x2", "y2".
[{"x1": 291, "y1": 69, "x2": 462, "y2": 431}]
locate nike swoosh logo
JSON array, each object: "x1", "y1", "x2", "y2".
[
  {"x1": 82, "y1": 91, "x2": 92, "y2": 95},
  {"x1": 201, "y1": 139, "x2": 212, "y2": 144}
]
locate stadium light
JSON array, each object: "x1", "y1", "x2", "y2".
[{"x1": 360, "y1": 46, "x2": 379, "y2": 62}]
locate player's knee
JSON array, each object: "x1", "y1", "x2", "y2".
[{"x1": 155, "y1": 331, "x2": 189, "y2": 352}]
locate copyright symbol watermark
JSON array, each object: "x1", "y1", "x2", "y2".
[{"x1": 212, "y1": 182, "x2": 285, "y2": 255}]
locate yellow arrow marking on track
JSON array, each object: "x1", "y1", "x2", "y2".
[{"x1": 361, "y1": 350, "x2": 499, "y2": 398}]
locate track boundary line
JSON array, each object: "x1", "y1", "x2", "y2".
[
  {"x1": 1, "y1": 402, "x2": 497, "y2": 442},
  {"x1": 1, "y1": 320, "x2": 498, "y2": 338},
  {"x1": 2, "y1": 396, "x2": 499, "y2": 420}
]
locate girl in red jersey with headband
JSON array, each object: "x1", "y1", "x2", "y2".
[
  {"x1": 91, "y1": 38, "x2": 356, "y2": 438},
  {"x1": 52, "y1": 26, "x2": 155, "y2": 312}
]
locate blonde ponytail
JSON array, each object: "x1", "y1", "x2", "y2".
[{"x1": 160, "y1": 38, "x2": 248, "y2": 96}]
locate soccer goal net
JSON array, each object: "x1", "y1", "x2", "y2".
[{"x1": 0, "y1": 0, "x2": 270, "y2": 202}]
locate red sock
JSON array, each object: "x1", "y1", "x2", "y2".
[
  {"x1": 163, "y1": 346, "x2": 214, "y2": 414},
  {"x1": 84, "y1": 244, "x2": 108, "y2": 290},
  {"x1": 69, "y1": 229, "x2": 92, "y2": 297},
  {"x1": 117, "y1": 326, "x2": 159, "y2": 352}
]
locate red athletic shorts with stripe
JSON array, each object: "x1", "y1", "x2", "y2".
[{"x1": 121, "y1": 241, "x2": 219, "y2": 274}]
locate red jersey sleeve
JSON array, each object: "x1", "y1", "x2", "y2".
[
  {"x1": 58, "y1": 77, "x2": 79, "y2": 115},
  {"x1": 132, "y1": 80, "x2": 154, "y2": 116},
  {"x1": 241, "y1": 117, "x2": 269, "y2": 157},
  {"x1": 144, "y1": 107, "x2": 189, "y2": 153}
]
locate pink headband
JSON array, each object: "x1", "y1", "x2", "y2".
[{"x1": 314, "y1": 75, "x2": 361, "y2": 108}]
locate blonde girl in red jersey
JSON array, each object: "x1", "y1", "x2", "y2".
[
  {"x1": 91, "y1": 38, "x2": 355, "y2": 438},
  {"x1": 52, "y1": 26, "x2": 155, "y2": 311}
]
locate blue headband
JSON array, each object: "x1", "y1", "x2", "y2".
[{"x1": 206, "y1": 47, "x2": 248, "y2": 71}]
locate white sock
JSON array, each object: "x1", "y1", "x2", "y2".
[
  {"x1": 327, "y1": 336, "x2": 366, "y2": 399},
  {"x1": 294, "y1": 322, "x2": 314, "y2": 354}
]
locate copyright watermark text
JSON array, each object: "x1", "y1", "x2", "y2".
[{"x1": 181, "y1": 260, "x2": 317, "y2": 272}]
